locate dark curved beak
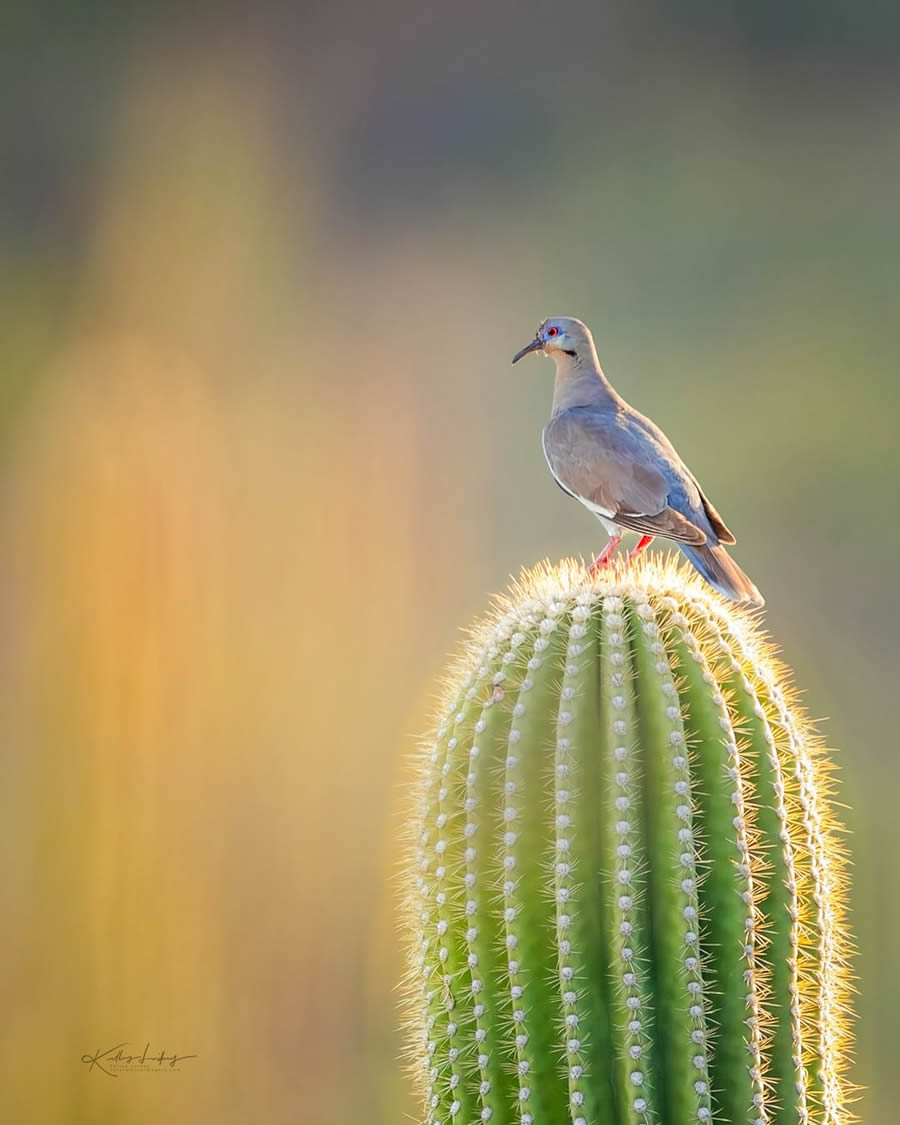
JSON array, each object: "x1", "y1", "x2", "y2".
[{"x1": 511, "y1": 337, "x2": 544, "y2": 365}]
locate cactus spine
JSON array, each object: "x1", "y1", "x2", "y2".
[{"x1": 405, "y1": 558, "x2": 852, "y2": 1125}]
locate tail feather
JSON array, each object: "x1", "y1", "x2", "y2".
[{"x1": 679, "y1": 542, "x2": 765, "y2": 606}]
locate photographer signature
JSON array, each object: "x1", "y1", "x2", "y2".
[{"x1": 81, "y1": 1042, "x2": 198, "y2": 1077}]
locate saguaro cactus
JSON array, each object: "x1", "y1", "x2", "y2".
[{"x1": 404, "y1": 558, "x2": 852, "y2": 1125}]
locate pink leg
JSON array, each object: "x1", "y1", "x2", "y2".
[
  {"x1": 589, "y1": 532, "x2": 622, "y2": 575},
  {"x1": 627, "y1": 534, "x2": 654, "y2": 561}
]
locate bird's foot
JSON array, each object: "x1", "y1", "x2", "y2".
[
  {"x1": 627, "y1": 534, "x2": 654, "y2": 562},
  {"x1": 588, "y1": 533, "x2": 623, "y2": 576}
]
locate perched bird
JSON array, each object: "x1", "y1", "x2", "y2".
[{"x1": 512, "y1": 316, "x2": 764, "y2": 605}]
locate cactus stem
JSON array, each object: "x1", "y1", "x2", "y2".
[
  {"x1": 552, "y1": 590, "x2": 615, "y2": 1125},
  {"x1": 628, "y1": 597, "x2": 714, "y2": 1125},
  {"x1": 553, "y1": 606, "x2": 591, "y2": 1125},
  {"x1": 503, "y1": 604, "x2": 570, "y2": 1125},
  {"x1": 464, "y1": 619, "x2": 541, "y2": 1125},
  {"x1": 699, "y1": 595, "x2": 850, "y2": 1125},
  {"x1": 662, "y1": 599, "x2": 769, "y2": 1125},
  {"x1": 687, "y1": 600, "x2": 809, "y2": 1124},
  {"x1": 416, "y1": 694, "x2": 470, "y2": 1125},
  {"x1": 404, "y1": 557, "x2": 854, "y2": 1125},
  {"x1": 414, "y1": 609, "x2": 523, "y2": 1123},
  {"x1": 600, "y1": 594, "x2": 655, "y2": 1125},
  {"x1": 435, "y1": 700, "x2": 480, "y2": 1125}
]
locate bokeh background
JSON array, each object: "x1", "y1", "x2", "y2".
[{"x1": 0, "y1": 4, "x2": 896, "y2": 1122}]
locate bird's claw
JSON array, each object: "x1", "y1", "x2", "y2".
[{"x1": 588, "y1": 533, "x2": 623, "y2": 576}]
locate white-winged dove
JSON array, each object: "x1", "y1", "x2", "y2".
[{"x1": 513, "y1": 316, "x2": 764, "y2": 606}]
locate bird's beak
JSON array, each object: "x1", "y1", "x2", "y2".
[{"x1": 511, "y1": 337, "x2": 544, "y2": 365}]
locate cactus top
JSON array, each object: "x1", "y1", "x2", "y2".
[{"x1": 403, "y1": 556, "x2": 853, "y2": 1125}]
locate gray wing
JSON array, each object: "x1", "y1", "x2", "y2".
[
  {"x1": 625, "y1": 409, "x2": 737, "y2": 545},
  {"x1": 542, "y1": 409, "x2": 709, "y2": 546}
]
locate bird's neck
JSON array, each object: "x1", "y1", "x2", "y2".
[{"x1": 550, "y1": 352, "x2": 620, "y2": 416}]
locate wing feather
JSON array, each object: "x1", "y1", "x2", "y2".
[{"x1": 543, "y1": 409, "x2": 709, "y2": 546}]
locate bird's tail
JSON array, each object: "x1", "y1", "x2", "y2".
[{"x1": 678, "y1": 542, "x2": 765, "y2": 606}]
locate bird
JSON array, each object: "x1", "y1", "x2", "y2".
[{"x1": 512, "y1": 316, "x2": 764, "y2": 605}]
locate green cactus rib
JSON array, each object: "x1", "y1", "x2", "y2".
[
  {"x1": 463, "y1": 624, "x2": 540, "y2": 1124},
  {"x1": 695, "y1": 604, "x2": 808, "y2": 1123},
  {"x1": 553, "y1": 593, "x2": 614, "y2": 1125},
  {"x1": 406, "y1": 561, "x2": 852, "y2": 1125},
  {"x1": 502, "y1": 605, "x2": 572, "y2": 1125},
  {"x1": 598, "y1": 595, "x2": 655, "y2": 1125},
  {"x1": 660, "y1": 602, "x2": 768, "y2": 1125},
  {"x1": 414, "y1": 652, "x2": 484, "y2": 1124},
  {"x1": 414, "y1": 607, "x2": 535, "y2": 1123},
  {"x1": 688, "y1": 593, "x2": 851, "y2": 1125},
  {"x1": 628, "y1": 598, "x2": 714, "y2": 1125}
]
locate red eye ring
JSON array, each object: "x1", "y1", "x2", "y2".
[{"x1": 546, "y1": 326, "x2": 559, "y2": 337}]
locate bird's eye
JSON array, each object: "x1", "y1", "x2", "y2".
[{"x1": 546, "y1": 326, "x2": 559, "y2": 337}]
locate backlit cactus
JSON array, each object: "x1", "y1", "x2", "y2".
[{"x1": 404, "y1": 558, "x2": 852, "y2": 1125}]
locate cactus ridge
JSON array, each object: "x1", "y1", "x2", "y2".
[
  {"x1": 689, "y1": 602, "x2": 809, "y2": 1124},
  {"x1": 598, "y1": 594, "x2": 658, "y2": 1125},
  {"x1": 690, "y1": 594, "x2": 853, "y2": 1125},
  {"x1": 404, "y1": 557, "x2": 853, "y2": 1125},
  {"x1": 662, "y1": 605, "x2": 768, "y2": 1124}
]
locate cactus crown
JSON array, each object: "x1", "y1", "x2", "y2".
[{"x1": 404, "y1": 558, "x2": 853, "y2": 1125}]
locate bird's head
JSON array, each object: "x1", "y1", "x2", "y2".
[{"x1": 511, "y1": 317, "x2": 597, "y2": 366}]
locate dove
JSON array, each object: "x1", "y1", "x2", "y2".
[{"x1": 512, "y1": 316, "x2": 764, "y2": 605}]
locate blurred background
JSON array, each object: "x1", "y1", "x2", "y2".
[{"x1": 0, "y1": 3, "x2": 896, "y2": 1122}]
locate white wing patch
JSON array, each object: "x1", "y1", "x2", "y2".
[
  {"x1": 577, "y1": 494, "x2": 616, "y2": 520},
  {"x1": 577, "y1": 495, "x2": 622, "y2": 537}
]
